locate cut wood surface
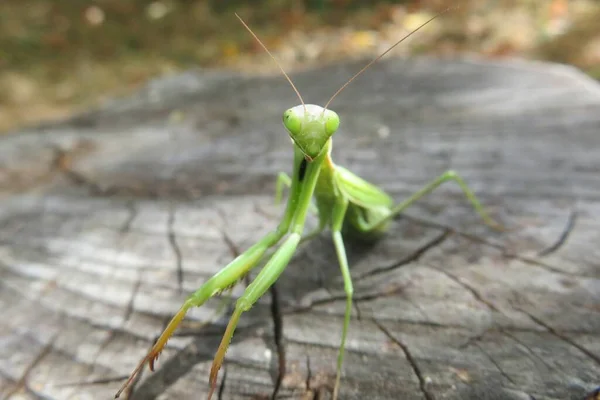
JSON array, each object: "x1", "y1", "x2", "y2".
[{"x1": 1, "y1": 58, "x2": 599, "y2": 400}]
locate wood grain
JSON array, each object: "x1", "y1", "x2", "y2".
[{"x1": 1, "y1": 57, "x2": 599, "y2": 400}]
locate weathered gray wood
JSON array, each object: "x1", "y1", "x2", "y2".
[{"x1": 1, "y1": 57, "x2": 599, "y2": 400}]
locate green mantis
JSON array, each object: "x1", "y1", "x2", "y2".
[{"x1": 115, "y1": 9, "x2": 502, "y2": 400}]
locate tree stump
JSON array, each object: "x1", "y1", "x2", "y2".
[{"x1": 1, "y1": 58, "x2": 599, "y2": 400}]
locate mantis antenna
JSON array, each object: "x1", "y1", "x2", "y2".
[
  {"x1": 235, "y1": 13, "x2": 306, "y2": 111},
  {"x1": 323, "y1": 6, "x2": 457, "y2": 111}
]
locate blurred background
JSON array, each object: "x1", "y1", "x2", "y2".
[{"x1": 1, "y1": 0, "x2": 599, "y2": 134}]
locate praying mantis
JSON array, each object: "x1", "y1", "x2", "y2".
[{"x1": 115, "y1": 8, "x2": 503, "y2": 400}]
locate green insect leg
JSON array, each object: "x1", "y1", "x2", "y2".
[
  {"x1": 275, "y1": 172, "x2": 292, "y2": 205},
  {"x1": 330, "y1": 197, "x2": 352, "y2": 400},
  {"x1": 275, "y1": 171, "x2": 319, "y2": 215},
  {"x1": 207, "y1": 150, "x2": 326, "y2": 399},
  {"x1": 363, "y1": 170, "x2": 504, "y2": 232},
  {"x1": 207, "y1": 232, "x2": 302, "y2": 400},
  {"x1": 114, "y1": 230, "x2": 285, "y2": 399}
]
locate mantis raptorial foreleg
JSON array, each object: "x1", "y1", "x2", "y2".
[
  {"x1": 114, "y1": 229, "x2": 286, "y2": 397},
  {"x1": 191, "y1": 286, "x2": 238, "y2": 330},
  {"x1": 204, "y1": 145, "x2": 325, "y2": 399},
  {"x1": 207, "y1": 232, "x2": 302, "y2": 398},
  {"x1": 275, "y1": 170, "x2": 325, "y2": 242},
  {"x1": 276, "y1": 171, "x2": 319, "y2": 215},
  {"x1": 360, "y1": 169, "x2": 504, "y2": 233}
]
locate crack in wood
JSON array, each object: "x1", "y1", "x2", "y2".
[
  {"x1": 304, "y1": 355, "x2": 314, "y2": 399},
  {"x1": 217, "y1": 366, "x2": 227, "y2": 400},
  {"x1": 431, "y1": 266, "x2": 501, "y2": 313},
  {"x1": 400, "y1": 214, "x2": 594, "y2": 278},
  {"x1": 475, "y1": 343, "x2": 517, "y2": 385},
  {"x1": 538, "y1": 209, "x2": 578, "y2": 256},
  {"x1": 51, "y1": 146, "x2": 113, "y2": 196},
  {"x1": 119, "y1": 274, "x2": 143, "y2": 336},
  {"x1": 458, "y1": 328, "x2": 492, "y2": 349},
  {"x1": 0, "y1": 370, "x2": 49, "y2": 400},
  {"x1": 301, "y1": 353, "x2": 329, "y2": 400},
  {"x1": 53, "y1": 374, "x2": 131, "y2": 388},
  {"x1": 357, "y1": 229, "x2": 451, "y2": 280},
  {"x1": 2, "y1": 333, "x2": 58, "y2": 400},
  {"x1": 91, "y1": 330, "x2": 117, "y2": 373},
  {"x1": 167, "y1": 206, "x2": 184, "y2": 293},
  {"x1": 120, "y1": 201, "x2": 138, "y2": 234},
  {"x1": 513, "y1": 307, "x2": 600, "y2": 367},
  {"x1": 269, "y1": 283, "x2": 285, "y2": 400},
  {"x1": 285, "y1": 286, "x2": 409, "y2": 315},
  {"x1": 373, "y1": 319, "x2": 434, "y2": 400},
  {"x1": 502, "y1": 330, "x2": 566, "y2": 372}
]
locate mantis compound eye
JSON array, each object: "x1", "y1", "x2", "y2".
[
  {"x1": 282, "y1": 109, "x2": 302, "y2": 136},
  {"x1": 324, "y1": 110, "x2": 340, "y2": 136}
]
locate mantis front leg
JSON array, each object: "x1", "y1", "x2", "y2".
[
  {"x1": 276, "y1": 171, "x2": 319, "y2": 215},
  {"x1": 115, "y1": 159, "x2": 308, "y2": 398},
  {"x1": 207, "y1": 232, "x2": 302, "y2": 399},
  {"x1": 114, "y1": 229, "x2": 286, "y2": 398},
  {"x1": 205, "y1": 150, "x2": 326, "y2": 399}
]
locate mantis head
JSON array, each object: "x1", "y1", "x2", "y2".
[
  {"x1": 235, "y1": 8, "x2": 453, "y2": 160},
  {"x1": 282, "y1": 104, "x2": 339, "y2": 160}
]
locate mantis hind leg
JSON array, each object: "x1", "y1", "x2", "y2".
[
  {"x1": 330, "y1": 197, "x2": 352, "y2": 400},
  {"x1": 361, "y1": 169, "x2": 503, "y2": 232}
]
